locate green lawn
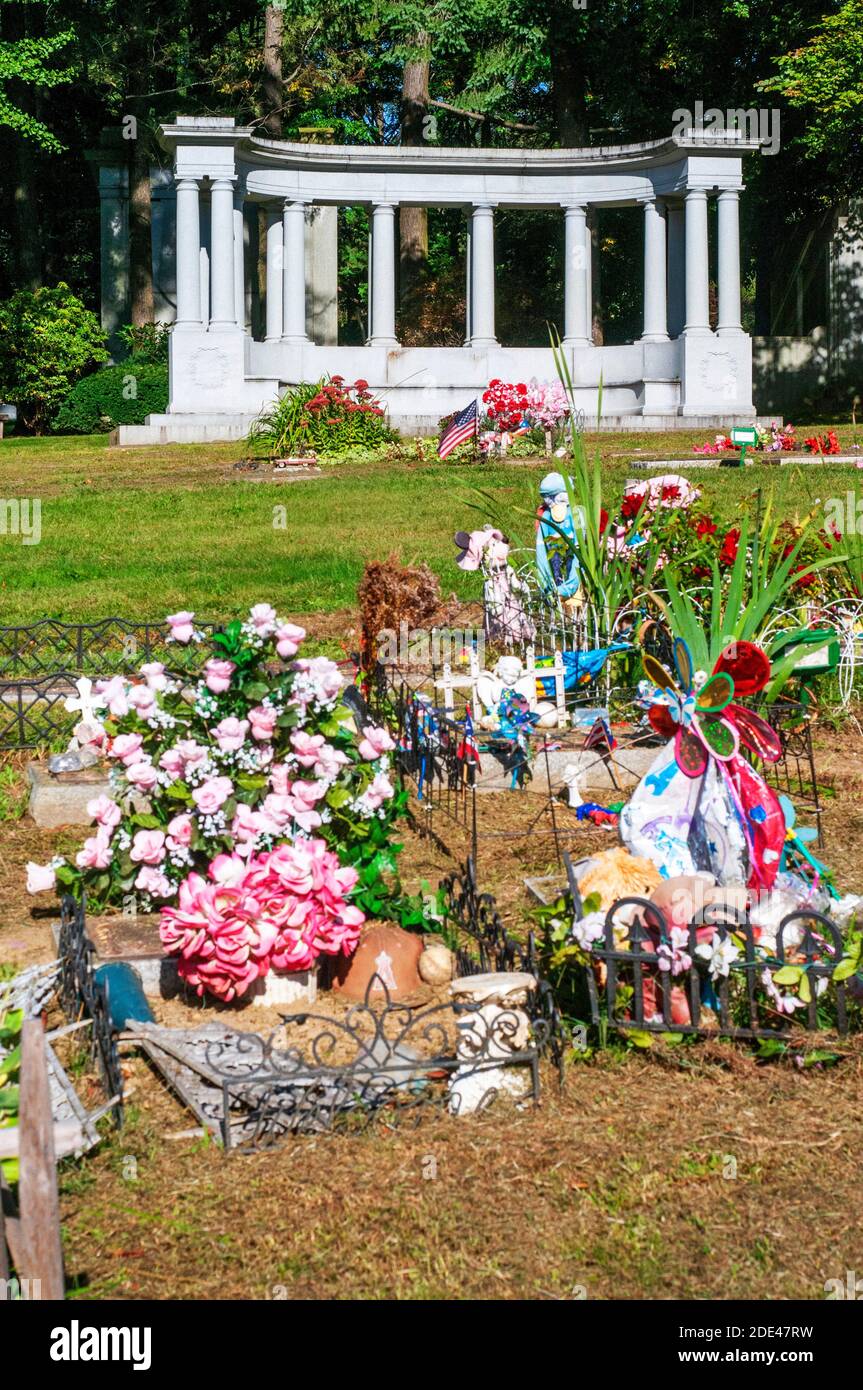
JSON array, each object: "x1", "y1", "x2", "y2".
[{"x1": 0, "y1": 426, "x2": 860, "y2": 626}]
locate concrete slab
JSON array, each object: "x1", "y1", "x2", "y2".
[
  {"x1": 476, "y1": 743, "x2": 656, "y2": 793},
  {"x1": 28, "y1": 762, "x2": 111, "y2": 828}
]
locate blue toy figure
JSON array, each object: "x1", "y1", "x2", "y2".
[
  {"x1": 496, "y1": 690, "x2": 539, "y2": 789},
  {"x1": 536, "y1": 472, "x2": 581, "y2": 609}
]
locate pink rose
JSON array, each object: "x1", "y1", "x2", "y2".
[
  {"x1": 192, "y1": 777, "x2": 234, "y2": 814},
  {"x1": 111, "y1": 733, "x2": 144, "y2": 767},
  {"x1": 96, "y1": 676, "x2": 130, "y2": 718},
  {"x1": 249, "y1": 603, "x2": 278, "y2": 635},
  {"x1": 166, "y1": 813, "x2": 193, "y2": 848},
  {"x1": 139, "y1": 661, "x2": 168, "y2": 691},
  {"x1": 174, "y1": 740, "x2": 208, "y2": 772},
  {"x1": 362, "y1": 771, "x2": 395, "y2": 811},
  {"x1": 248, "y1": 705, "x2": 278, "y2": 741},
  {"x1": 26, "y1": 861, "x2": 56, "y2": 894},
  {"x1": 128, "y1": 685, "x2": 157, "y2": 720},
  {"x1": 76, "y1": 828, "x2": 113, "y2": 870},
  {"x1": 269, "y1": 763, "x2": 291, "y2": 796},
  {"x1": 135, "y1": 865, "x2": 172, "y2": 898},
  {"x1": 290, "y1": 730, "x2": 325, "y2": 767},
  {"x1": 213, "y1": 716, "x2": 249, "y2": 752},
  {"x1": 275, "y1": 622, "x2": 306, "y2": 658},
  {"x1": 130, "y1": 829, "x2": 166, "y2": 865},
  {"x1": 209, "y1": 854, "x2": 248, "y2": 886},
  {"x1": 166, "y1": 610, "x2": 196, "y2": 644},
  {"x1": 204, "y1": 658, "x2": 235, "y2": 694},
  {"x1": 126, "y1": 760, "x2": 159, "y2": 792},
  {"x1": 358, "y1": 724, "x2": 396, "y2": 761},
  {"x1": 87, "y1": 793, "x2": 122, "y2": 829},
  {"x1": 159, "y1": 747, "x2": 185, "y2": 778}
]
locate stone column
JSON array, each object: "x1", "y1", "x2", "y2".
[
  {"x1": 716, "y1": 188, "x2": 743, "y2": 336},
  {"x1": 683, "y1": 187, "x2": 711, "y2": 334},
  {"x1": 666, "y1": 203, "x2": 686, "y2": 338},
  {"x1": 642, "y1": 197, "x2": 669, "y2": 341},
  {"x1": 282, "y1": 199, "x2": 309, "y2": 343},
  {"x1": 583, "y1": 210, "x2": 593, "y2": 342},
  {"x1": 464, "y1": 212, "x2": 473, "y2": 346},
  {"x1": 563, "y1": 203, "x2": 590, "y2": 346},
  {"x1": 468, "y1": 204, "x2": 497, "y2": 348},
  {"x1": 174, "y1": 176, "x2": 202, "y2": 330},
  {"x1": 233, "y1": 194, "x2": 245, "y2": 331},
  {"x1": 208, "y1": 177, "x2": 236, "y2": 330},
  {"x1": 368, "y1": 202, "x2": 398, "y2": 346},
  {"x1": 264, "y1": 209, "x2": 283, "y2": 341}
]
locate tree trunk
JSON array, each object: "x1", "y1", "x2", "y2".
[
  {"x1": 128, "y1": 112, "x2": 154, "y2": 326},
  {"x1": 262, "y1": 5, "x2": 284, "y2": 137},
  {"x1": 400, "y1": 35, "x2": 430, "y2": 300},
  {"x1": 550, "y1": 38, "x2": 589, "y2": 147}
]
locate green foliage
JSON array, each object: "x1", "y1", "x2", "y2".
[
  {"x1": 760, "y1": 0, "x2": 863, "y2": 193},
  {"x1": 0, "y1": 1004, "x2": 23, "y2": 1183},
  {"x1": 116, "y1": 322, "x2": 172, "y2": 366},
  {"x1": 0, "y1": 9, "x2": 74, "y2": 152},
  {"x1": 650, "y1": 504, "x2": 844, "y2": 695},
  {"x1": 248, "y1": 376, "x2": 395, "y2": 458},
  {"x1": 247, "y1": 381, "x2": 323, "y2": 457},
  {"x1": 53, "y1": 363, "x2": 168, "y2": 435},
  {"x1": 0, "y1": 284, "x2": 107, "y2": 432}
]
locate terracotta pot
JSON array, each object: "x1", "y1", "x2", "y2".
[{"x1": 329, "y1": 923, "x2": 424, "y2": 1001}]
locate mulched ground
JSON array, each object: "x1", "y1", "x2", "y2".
[{"x1": 3, "y1": 727, "x2": 863, "y2": 1300}]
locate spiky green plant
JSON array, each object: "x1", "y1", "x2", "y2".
[{"x1": 650, "y1": 515, "x2": 845, "y2": 699}]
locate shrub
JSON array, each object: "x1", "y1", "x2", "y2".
[
  {"x1": 53, "y1": 363, "x2": 168, "y2": 434},
  {"x1": 0, "y1": 283, "x2": 108, "y2": 432},
  {"x1": 116, "y1": 321, "x2": 172, "y2": 365},
  {"x1": 248, "y1": 375, "x2": 395, "y2": 457}
]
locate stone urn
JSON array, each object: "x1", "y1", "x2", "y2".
[{"x1": 329, "y1": 923, "x2": 424, "y2": 1001}]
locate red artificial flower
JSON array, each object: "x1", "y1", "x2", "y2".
[
  {"x1": 719, "y1": 528, "x2": 740, "y2": 566},
  {"x1": 661, "y1": 484, "x2": 681, "y2": 501},
  {"x1": 599, "y1": 507, "x2": 609, "y2": 534},
  {"x1": 694, "y1": 515, "x2": 717, "y2": 538},
  {"x1": 621, "y1": 490, "x2": 647, "y2": 520}
]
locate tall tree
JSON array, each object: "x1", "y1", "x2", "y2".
[{"x1": 399, "y1": 30, "x2": 430, "y2": 295}]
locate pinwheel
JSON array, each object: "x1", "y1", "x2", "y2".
[{"x1": 621, "y1": 638, "x2": 787, "y2": 890}]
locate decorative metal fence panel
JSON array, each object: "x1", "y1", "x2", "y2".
[
  {"x1": 57, "y1": 897, "x2": 124, "y2": 1123},
  {"x1": 0, "y1": 618, "x2": 220, "y2": 680},
  {"x1": 562, "y1": 861, "x2": 854, "y2": 1044}
]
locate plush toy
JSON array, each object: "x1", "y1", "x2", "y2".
[
  {"x1": 575, "y1": 846, "x2": 662, "y2": 913},
  {"x1": 620, "y1": 638, "x2": 786, "y2": 891},
  {"x1": 453, "y1": 526, "x2": 534, "y2": 643}
]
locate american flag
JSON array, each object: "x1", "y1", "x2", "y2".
[{"x1": 438, "y1": 399, "x2": 478, "y2": 459}]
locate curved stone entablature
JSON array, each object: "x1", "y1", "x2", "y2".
[{"x1": 121, "y1": 117, "x2": 765, "y2": 443}]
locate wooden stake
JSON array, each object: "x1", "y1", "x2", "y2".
[{"x1": 18, "y1": 1021, "x2": 65, "y2": 1300}]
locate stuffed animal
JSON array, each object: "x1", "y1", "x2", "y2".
[
  {"x1": 575, "y1": 846, "x2": 662, "y2": 913},
  {"x1": 453, "y1": 526, "x2": 534, "y2": 643}
]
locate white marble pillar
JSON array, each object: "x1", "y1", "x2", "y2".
[
  {"x1": 265, "y1": 208, "x2": 283, "y2": 341},
  {"x1": 683, "y1": 187, "x2": 711, "y2": 334},
  {"x1": 208, "y1": 177, "x2": 236, "y2": 330},
  {"x1": 174, "y1": 177, "x2": 201, "y2": 330},
  {"x1": 468, "y1": 204, "x2": 497, "y2": 348},
  {"x1": 464, "y1": 214, "x2": 473, "y2": 346},
  {"x1": 583, "y1": 210, "x2": 593, "y2": 342},
  {"x1": 368, "y1": 202, "x2": 398, "y2": 346},
  {"x1": 282, "y1": 199, "x2": 309, "y2": 343},
  {"x1": 563, "y1": 203, "x2": 590, "y2": 346},
  {"x1": 642, "y1": 197, "x2": 669, "y2": 341},
  {"x1": 666, "y1": 203, "x2": 686, "y2": 338},
  {"x1": 233, "y1": 195, "x2": 245, "y2": 331},
  {"x1": 716, "y1": 188, "x2": 742, "y2": 335}
]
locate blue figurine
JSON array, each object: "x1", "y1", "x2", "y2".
[{"x1": 536, "y1": 472, "x2": 581, "y2": 609}]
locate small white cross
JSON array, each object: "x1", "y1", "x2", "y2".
[{"x1": 64, "y1": 677, "x2": 106, "y2": 724}]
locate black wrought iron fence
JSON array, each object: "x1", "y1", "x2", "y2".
[
  {"x1": 560, "y1": 859, "x2": 856, "y2": 1044},
  {"x1": 0, "y1": 618, "x2": 221, "y2": 680},
  {"x1": 57, "y1": 896, "x2": 124, "y2": 1123}
]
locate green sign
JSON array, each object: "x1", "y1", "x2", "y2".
[{"x1": 730, "y1": 426, "x2": 759, "y2": 446}]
